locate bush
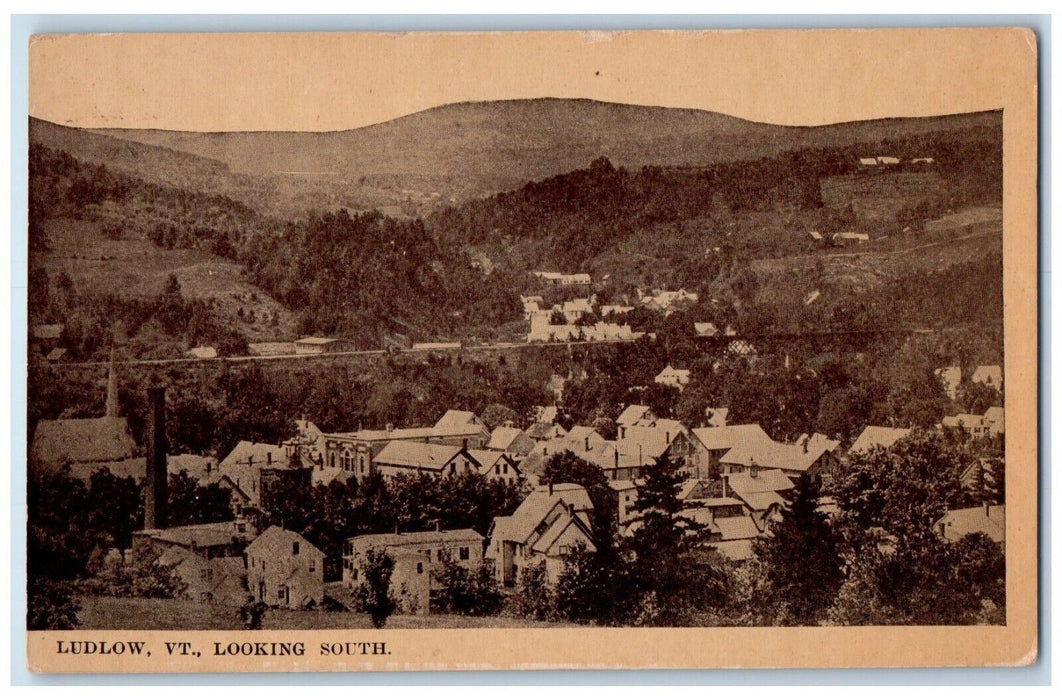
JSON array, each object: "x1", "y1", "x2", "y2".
[
  {"x1": 28, "y1": 577, "x2": 82, "y2": 631},
  {"x1": 240, "y1": 600, "x2": 269, "y2": 630}
]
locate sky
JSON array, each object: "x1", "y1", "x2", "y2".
[{"x1": 27, "y1": 28, "x2": 1026, "y2": 132}]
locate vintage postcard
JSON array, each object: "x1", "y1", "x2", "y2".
[{"x1": 24, "y1": 28, "x2": 1038, "y2": 672}]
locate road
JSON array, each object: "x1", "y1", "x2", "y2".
[{"x1": 44, "y1": 328, "x2": 938, "y2": 371}]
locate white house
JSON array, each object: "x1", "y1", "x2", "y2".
[{"x1": 245, "y1": 526, "x2": 325, "y2": 609}]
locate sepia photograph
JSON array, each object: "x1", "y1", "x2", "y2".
[{"x1": 21, "y1": 28, "x2": 1038, "y2": 672}]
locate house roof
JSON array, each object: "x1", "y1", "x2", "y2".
[
  {"x1": 943, "y1": 414, "x2": 986, "y2": 429},
  {"x1": 433, "y1": 410, "x2": 486, "y2": 436},
  {"x1": 144, "y1": 521, "x2": 250, "y2": 549},
  {"x1": 530, "y1": 514, "x2": 595, "y2": 555},
  {"x1": 487, "y1": 426, "x2": 524, "y2": 451},
  {"x1": 374, "y1": 441, "x2": 477, "y2": 471},
  {"x1": 167, "y1": 453, "x2": 217, "y2": 482},
  {"x1": 734, "y1": 490, "x2": 786, "y2": 512},
  {"x1": 347, "y1": 528, "x2": 483, "y2": 550},
  {"x1": 720, "y1": 435, "x2": 835, "y2": 473},
  {"x1": 246, "y1": 525, "x2": 324, "y2": 559},
  {"x1": 616, "y1": 405, "x2": 653, "y2": 426},
  {"x1": 850, "y1": 426, "x2": 912, "y2": 454},
  {"x1": 32, "y1": 324, "x2": 63, "y2": 339},
  {"x1": 490, "y1": 484, "x2": 593, "y2": 545},
  {"x1": 525, "y1": 421, "x2": 566, "y2": 441},
  {"x1": 186, "y1": 346, "x2": 218, "y2": 359},
  {"x1": 655, "y1": 365, "x2": 691, "y2": 382},
  {"x1": 31, "y1": 416, "x2": 138, "y2": 466},
  {"x1": 467, "y1": 449, "x2": 508, "y2": 470},
  {"x1": 68, "y1": 457, "x2": 147, "y2": 483},
  {"x1": 937, "y1": 505, "x2": 1005, "y2": 543},
  {"x1": 972, "y1": 365, "x2": 1002, "y2": 385},
  {"x1": 694, "y1": 322, "x2": 719, "y2": 336},
  {"x1": 691, "y1": 424, "x2": 771, "y2": 452},
  {"x1": 45, "y1": 348, "x2": 67, "y2": 361},
  {"x1": 219, "y1": 441, "x2": 285, "y2": 470},
  {"x1": 295, "y1": 336, "x2": 340, "y2": 345},
  {"x1": 715, "y1": 515, "x2": 762, "y2": 541},
  {"x1": 726, "y1": 469, "x2": 794, "y2": 496},
  {"x1": 984, "y1": 406, "x2": 1004, "y2": 426}
]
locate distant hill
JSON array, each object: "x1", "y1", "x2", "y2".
[{"x1": 84, "y1": 98, "x2": 1002, "y2": 210}]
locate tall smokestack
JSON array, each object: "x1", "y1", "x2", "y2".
[{"x1": 144, "y1": 387, "x2": 168, "y2": 530}]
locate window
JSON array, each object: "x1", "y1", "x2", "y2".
[
  {"x1": 250, "y1": 557, "x2": 254, "y2": 567},
  {"x1": 292, "y1": 541, "x2": 300, "y2": 556},
  {"x1": 351, "y1": 569, "x2": 358, "y2": 581},
  {"x1": 459, "y1": 547, "x2": 470, "y2": 561},
  {"x1": 495, "y1": 465, "x2": 500, "y2": 475},
  {"x1": 416, "y1": 562, "x2": 424, "y2": 574},
  {"x1": 309, "y1": 559, "x2": 316, "y2": 572},
  {"x1": 278, "y1": 588, "x2": 285, "y2": 599}
]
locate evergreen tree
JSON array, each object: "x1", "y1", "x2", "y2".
[{"x1": 752, "y1": 474, "x2": 844, "y2": 625}]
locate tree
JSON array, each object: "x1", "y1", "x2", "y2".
[
  {"x1": 624, "y1": 454, "x2": 725, "y2": 625},
  {"x1": 752, "y1": 474, "x2": 844, "y2": 625},
  {"x1": 355, "y1": 547, "x2": 396, "y2": 628},
  {"x1": 431, "y1": 555, "x2": 502, "y2": 616},
  {"x1": 828, "y1": 431, "x2": 1004, "y2": 624},
  {"x1": 167, "y1": 470, "x2": 234, "y2": 528},
  {"x1": 509, "y1": 561, "x2": 555, "y2": 621}
]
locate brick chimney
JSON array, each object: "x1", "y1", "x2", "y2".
[{"x1": 144, "y1": 387, "x2": 168, "y2": 530}]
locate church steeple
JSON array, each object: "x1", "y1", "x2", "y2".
[{"x1": 105, "y1": 348, "x2": 119, "y2": 418}]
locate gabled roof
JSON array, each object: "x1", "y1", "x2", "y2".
[
  {"x1": 616, "y1": 405, "x2": 653, "y2": 426},
  {"x1": 487, "y1": 426, "x2": 524, "y2": 452},
  {"x1": 983, "y1": 406, "x2": 1004, "y2": 426},
  {"x1": 530, "y1": 513, "x2": 596, "y2": 556},
  {"x1": 691, "y1": 424, "x2": 771, "y2": 452},
  {"x1": 31, "y1": 416, "x2": 137, "y2": 466},
  {"x1": 219, "y1": 441, "x2": 284, "y2": 470},
  {"x1": 726, "y1": 469, "x2": 794, "y2": 496},
  {"x1": 374, "y1": 440, "x2": 475, "y2": 471},
  {"x1": 937, "y1": 505, "x2": 1005, "y2": 543},
  {"x1": 850, "y1": 426, "x2": 911, "y2": 454},
  {"x1": 433, "y1": 410, "x2": 487, "y2": 436},
  {"x1": 720, "y1": 435, "x2": 835, "y2": 473},
  {"x1": 490, "y1": 484, "x2": 593, "y2": 546},
  {"x1": 467, "y1": 449, "x2": 509, "y2": 471},
  {"x1": 246, "y1": 525, "x2": 324, "y2": 559}
]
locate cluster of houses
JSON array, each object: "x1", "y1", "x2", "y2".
[
  {"x1": 522, "y1": 284, "x2": 700, "y2": 344},
  {"x1": 30, "y1": 352, "x2": 1005, "y2": 616}
]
